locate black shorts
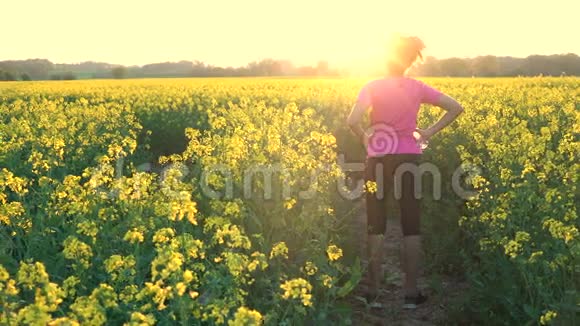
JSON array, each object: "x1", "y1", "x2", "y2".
[{"x1": 365, "y1": 154, "x2": 421, "y2": 236}]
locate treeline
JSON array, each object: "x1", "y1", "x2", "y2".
[
  {"x1": 1, "y1": 54, "x2": 579, "y2": 80},
  {"x1": 127, "y1": 60, "x2": 337, "y2": 78},
  {"x1": 0, "y1": 59, "x2": 338, "y2": 81},
  {"x1": 409, "y1": 54, "x2": 580, "y2": 77}
]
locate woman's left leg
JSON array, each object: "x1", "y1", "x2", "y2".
[{"x1": 396, "y1": 155, "x2": 426, "y2": 306}]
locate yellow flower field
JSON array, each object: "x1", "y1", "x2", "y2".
[{"x1": 0, "y1": 77, "x2": 578, "y2": 325}]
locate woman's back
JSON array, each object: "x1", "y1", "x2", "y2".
[{"x1": 358, "y1": 77, "x2": 442, "y2": 156}]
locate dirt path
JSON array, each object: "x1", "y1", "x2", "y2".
[{"x1": 347, "y1": 200, "x2": 467, "y2": 326}]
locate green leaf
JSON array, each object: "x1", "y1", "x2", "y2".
[
  {"x1": 523, "y1": 304, "x2": 537, "y2": 318},
  {"x1": 336, "y1": 257, "x2": 362, "y2": 298}
]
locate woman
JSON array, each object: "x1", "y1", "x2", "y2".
[{"x1": 347, "y1": 36, "x2": 464, "y2": 309}]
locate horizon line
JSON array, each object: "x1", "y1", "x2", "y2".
[{"x1": 1, "y1": 52, "x2": 579, "y2": 68}]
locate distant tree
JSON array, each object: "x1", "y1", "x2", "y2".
[
  {"x1": 270, "y1": 60, "x2": 283, "y2": 76},
  {"x1": 557, "y1": 53, "x2": 580, "y2": 75},
  {"x1": 0, "y1": 59, "x2": 53, "y2": 79},
  {"x1": 112, "y1": 66, "x2": 128, "y2": 79},
  {"x1": 49, "y1": 72, "x2": 76, "y2": 80},
  {"x1": 471, "y1": 56, "x2": 500, "y2": 76},
  {"x1": 191, "y1": 60, "x2": 208, "y2": 76},
  {"x1": 495, "y1": 57, "x2": 524, "y2": 76},
  {"x1": 247, "y1": 59, "x2": 279, "y2": 76},
  {"x1": 62, "y1": 72, "x2": 76, "y2": 80},
  {"x1": 2, "y1": 71, "x2": 17, "y2": 81},
  {"x1": 21, "y1": 73, "x2": 32, "y2": 81},
  {"x1": 438, "y1": 58, "x2": 471, "y2": 76},
  {"x1": 409, "y1": 56, "x2": 441, "y2": 76},
  {"x1": 522, "y1": 55, "x2": 574, "y2": 76},
  {"x1": 141, "y1": 61, "x2": 193, "y2": 77},
  {"x1": 23, "y1": 59, "x2": 53, "y2": 79}
]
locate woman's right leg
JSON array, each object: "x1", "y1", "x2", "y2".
[
  {"x1": 402, "y1": 235, "x2": 421, "y2": 296},
  {"x1": 396, "y1": 155, "x2": 424, "y2": 302}
]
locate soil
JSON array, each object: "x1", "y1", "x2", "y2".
[{"x1": 347, "y1": 200, "x2": 468, "y2": 326}]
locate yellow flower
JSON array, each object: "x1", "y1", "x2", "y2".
[
  {"x1": 215, "y1": 225, "x2": 251, "y2": 249},
  {"x1": 365, "y1": 181, "x2": 377, "y2": 194},
  {"x1": 0, "y1": 265, "x2": 9, "y2": 281},
  {"x1": 228, "y1": 307, "x2": 263, "y2": 326},
  {"x1": 76, "y1": 220, "x2": 98, "y2": 238},
  {"x1": 151, "y1": 250, "x2": 184, "y2": 279},
  {"x1": 70, "y1": 296, "x2": 107, "y2": 325},
  {"x1": 540, "y1": 310, "x2": 558, "y2": 325},
  {"x1": 247, "y1": 252, "x2": 268, "y2": 272},
  {"x1": 270, "y1": 242, "x2": 289, "y2": 259},
  {"x1": 142, "y1": 280, "x2": 173, "y2": 311},
  {"x1": 16, "y1": 261, "x2": 50, "y2": 289},
  {"x1": 152, "y1": 228, "x2": 175, "y2": 245},
  {"x1": 321, "y1": 274, "x2": 333, "y2": 288},
  {"x1": 284, "y1": 198, "x2": 296, "y2": 210},
  {"x1": 184, "y1": 201, "x2": 198, "y2": 225},
  {"x1": 5, "y1": 279, "x2": 19, "y2": 296},
  {"x1": 326, "y1": 244, "x2": 343, "y2": 261},
  {"x1": 123, "y1": 228, "x2": 145, "y2": 244},
  {"x1": 183, "y1": 270, "x2": 194, "y2": 283},
  {"x1": 48, "y1": 317, "x2": 80, "y2": 326},
  {"x1": 104, "y1": 255, "x2": 136, "y2": 282},
  {"x1": 90, "y1": 283, "x2": 118, "y2": 309},
  {"x1": 280, "y1": 278, "x2": 313, "y2": 307},
  {"x1": 126, "y1": 312, "x2": 156, "y2": 326},
  {"x1": 120, "y1": 285, "x2": 139, "y2": 304},
  {"x1": 62, "y1": 276, "x2": 80, "y2": 297},
  {"x1": 175, "y1": 282, "x2": 187, "y2": 296},
  {"x1": 62, "y1": 236, "x2": 93, "y2": 269},
  {"x1": 303, "y1": 261, "x2": 318, "y2": 276},
  {"x1": 189, "y1": 291, "x2": 199, "y2": 299},
  {"x1": 0, "y1": 214, "x2": 9, "y2": 225},
  {"x1": 169, "y1": 200, "x2": 198, "y2": 225},
  {"x1": 224, "y1": 201, "x2": 241, "y2": 217},
  {"x1": 39, "y1": 282, "x2": 65, "y2": 310}
]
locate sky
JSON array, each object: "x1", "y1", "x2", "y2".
[{"x1": 1, "y1": 0, "x2": 578, "y2": 68}]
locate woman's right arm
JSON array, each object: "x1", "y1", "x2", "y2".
[{"x1": 417, "y1": 94, "x2": 464, "y2": 140}]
